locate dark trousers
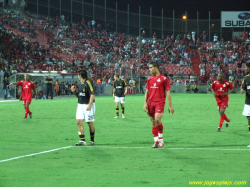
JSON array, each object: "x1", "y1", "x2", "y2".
[{"x1": 47, "y1": 86, "x2": 53, "y2": 99}]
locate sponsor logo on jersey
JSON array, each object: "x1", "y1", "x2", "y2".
[
  {"x1": 151, "y1": 83, "x2": 159, "y2": 88},
  {"x1": 79, "y1": 93, "x2": 86, "y2": 96}
]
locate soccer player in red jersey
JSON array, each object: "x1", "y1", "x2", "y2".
[
  {"x1": 143, "y1": 62, "x2": 174, "y2": 148},
  {"x1": 10, "y1": 74, "x2": 38, "y2": 119},
  {"x1": 211, "y1": 73, "x2": 234, "y2": 131}
]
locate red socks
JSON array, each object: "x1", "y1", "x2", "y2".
[
  {"x1": 158, "y1": 123, "x2": 163, "y2": 133},
  {"x1": 152, "y1": 126, "x2": 159, "y2": 137},
  {"x1": 152, "y1": 123, "x2": 164, "y2": 143},
  {"x1": 219, "y1": 114, "x2": 229, "y2": 128},
  {"x1": 223, "y1": 114, "x2": 229, "y2": 122},
  {"x1": 152, "y1": 126, "x2": 159, "y2": 143},
  {"x1": 25, "y1": 107, "x2": 32, "y2": 118},
  {"x1": 219, "y1": 115, "x2": 224, "y2": 128}
]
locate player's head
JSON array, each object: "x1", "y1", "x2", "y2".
[
  {"x1": 24, "y1": 74, "x2": 29, "y2": 81},
  {"x1": 78, "y1": 70, "x2": 88, "y2": 80},
  {"x1": 114, "y1": 74, "x2": 120, "y2": 80},
  {"x1": 217, "y1": 73, "x2": 225, "y2": 83},
  {"x1": 48, "y1": 75, "x2": 51, "y2": 78},
  {"x1": 245, "y1": 63, "x2": 250, "y2": 73},
  {"x1": 149, "y1": 62, "x2": 159, "y2": 75}
]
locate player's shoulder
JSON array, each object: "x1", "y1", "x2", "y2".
[
  {"x1": 148, "y1": 75, "x2": 154, "y2": 80},
  {"x1": 243, "y1": 74, "x2": 250, "y2": 80},
  {"x1": 213, "y1": 80, "x2": 219, "y2": 84}
]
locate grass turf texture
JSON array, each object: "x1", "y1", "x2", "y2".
[{"x1": 0, "y1": 94, "x2": 250, "y2": 187}]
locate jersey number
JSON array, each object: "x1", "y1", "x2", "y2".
[{"x1": 88, "y1": 115, "x2": 94, "y2": 120}]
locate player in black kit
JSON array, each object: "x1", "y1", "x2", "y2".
[
  {"x1": 241, "y1": 62, "x2": 250, "y2": 148},
  {"x1": 71, "y1": 70, "x2": 96, "y2": 146},
  {"x1": 113, "y1": 74, "x2": 127, "y2": 118}
]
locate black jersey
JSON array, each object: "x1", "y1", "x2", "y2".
[
  {"x1": 46, "y1": 78, "x2": 53, "y2": 87},
  {"x1": 78, "y1": 80, "x2": 95, "y2": 104},
  {"x1": 241, "y1": 73, "x2": 250, "y2": 105},
  {"x1": 113, "y1": 79, "x2": 127, "y2": 97}
]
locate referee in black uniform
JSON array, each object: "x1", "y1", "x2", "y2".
[
  {"x1": 71, "y1": 70, "x2": 96, "y2": 146},
  {"x1": 45, "y1": 75, "x2": 53, "y2": 99},
  {"x1": 241, "y1": 62, "x2": 250, "y2": 148}
]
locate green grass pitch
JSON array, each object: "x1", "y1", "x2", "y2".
[{"x1": 0, "y1": 94, "x2": 250, "y2": 187}]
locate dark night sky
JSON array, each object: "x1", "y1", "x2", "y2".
[{"x1": 94, "y1": 0, "x2": 249, "y2": 19}]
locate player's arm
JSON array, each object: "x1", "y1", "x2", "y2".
[
  {"x1": 211, "y1": 89, "x2": 218, "y2": 96},
  {"x1": 86, "y1": 81, "x2": 95, "y2": 110},
  {"x1": 113, "y1": 82, "x2": 116, "y2": 99},
  {"x1": 222, "y1": 83, "x2": 234, "y2": 96},
  {"x1": 86, "y1": 94, "x2": 95, "y2": 111},
  {"x1": 123, "y1": 81, "x2": 127, "y2": 95},
  {"x1": 211, "y1": 83, "x2": 218, "y2": 96},
  {"x1": 32, "y1": 84, "x2": 38, "y2": 100},
  {"x1": 143, "y1": 89, "x2": 149, "y2": 112},
  {"x1": 166, "y1": 89, "x2": 174, "y2": 115},
  {"x1": 71, "y1": 86, "x2": 78, "y2": 98},
  {"x1": 241, "y1": 78, "x2": 246, "y2": 94},
  {"x1": 9, "y1": 82, "x2": 17, "y2": 86}
]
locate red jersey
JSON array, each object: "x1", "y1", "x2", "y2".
[
  {"x1": 211, "y1": 80, "x2": 233, "y2": 103},
  {"x1": 17, "y1": 80, "x2": 36, "y2": 99},
  {"x1": 145, "y1": 74, "x2": 171, "y2": 102}
]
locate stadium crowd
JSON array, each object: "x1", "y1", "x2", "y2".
[{"x1": 0, "y1": 8, "x2": 250, "y2": 96}]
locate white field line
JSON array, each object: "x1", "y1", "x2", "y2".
[
  {"x1": 1, "y1": 145, "x2": 250, "y2": 163},
  {"x1": 0, "y1": 100, "x2": 19, "y2": 102},
  {"x1": 0, "y1": 146, "x2": 73, "y2": 163}
]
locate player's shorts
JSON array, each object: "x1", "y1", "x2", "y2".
[
  {"x1": 23, "y1": 95, "x2": 32, "y2": 105},
  {"x1": 114, "y1": 96, "x2": 125, "y2": 104},
  {"x1": 217, "y1": 102, "x2": 228, "y2": 109},
  {"x1": 147, "y1": 100, "x2": 165, "y2": 117},
  {"x1": 76, "y1": 103, "x2": 96, "y2": 122},
  {"x1": 242, "y1": 104, "x2": 250, "y2": 116}
]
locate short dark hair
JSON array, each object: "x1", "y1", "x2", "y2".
[
  {"x1": 115, "y1": 73, "x2": 119, "y2": 78},
  {"x1": 149, "y1": 62, "x2": 159, "y2": 69},
  {"x1": 246, "y1": 63, "x2": 250, "y2": 68},
  {"x1": 78, "y1": 70, "x2": 88, "y2": 79}
]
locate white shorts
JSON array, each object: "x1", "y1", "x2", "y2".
[
  {"x1": 242, "y1": 104, "x2": 250, "y2": 116},
  {"x1": 76, "y1": 103, "x2": 95, "y2": 122},
  {"x1": 115, "y1": 96, "x2": 125, "y2": 104}
]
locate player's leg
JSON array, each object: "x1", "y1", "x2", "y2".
[
  {"x1": 25, "y1": 102, "x2": 32, "y2": 119},
  {"x1": 23, "y1": 100, "x2": 27, "y2": 119},
  {"x1": 247, "y1": 116, "x2": 250, "y2": 147},
  {"x1": 87, "y1": 122, "x2": 95, "y2": 145},
  {"x1": 86, "y1": 103, "x2": 95, "y2": 145},
  {"x1": 149, "y1": 115, "x2": 159, "y2": 148},
  {"x1": 155, "y1": 113, "x2": 164, "y2": 147},
  {"x1": 218, "y1": 108, "x2": 226, "y2": 131},
  {"x1": 121, "y1": 100, "x2": 125, "y2": 118},
  {"x1": 75, "y1": 104, "x2": 86, "y2": 146},
  {"x1": 75, "y1": 119, "x2": 86, "y2": 146},
  {"x1": 147, "y1": 100, "x2": 160, "y2": 148},
  {"x1": 114, "y1": 97, "x2": 120, "y2": 118}
]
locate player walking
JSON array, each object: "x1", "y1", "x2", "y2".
[
  {"x1": 241, "y1": 63, "x2": 250, "y2": 147},
  {"x1": 211, "y1": 73, "x2": 234, "y2": 131},
  {"x1": 113, "y1": 74, "x2": 127, "y2": 118},
  {"x1": 143, "y1": 62, "x2": 174, "y2": 148},
  {"x1": 10, "y1": 74, "x2": 38, "y2": 119},
  {"x1": 71, "y1": 70, "x2": 96, "y2": 146}
]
